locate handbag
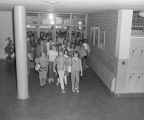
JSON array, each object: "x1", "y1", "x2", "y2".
[
  {"x1": 28, "y1": 53, "x2": 33, "y2": 61},
  {"x1": 35, "y1": 64, "x2": 40, "y2": 71}
]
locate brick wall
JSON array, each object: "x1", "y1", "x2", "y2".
[{"x1": 87, "y1": 10, "x2": 118, "y2": 91}]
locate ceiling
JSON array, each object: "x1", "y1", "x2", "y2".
[{"x1": 0, "y1": 0, "x2": 144, "y2": 13}]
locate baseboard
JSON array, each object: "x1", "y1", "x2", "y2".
[
  {"x1": 99, "y1": 78, "x2": 115, "y2": 97},
  {"x1": 0, "y1": 58, "x2": 6, "y2": 61},
  {"x1": 113, "y1": 93, "x2": 144, "y2": 97},
  {"x1": 102, "y1": 84, "x2": 144, "y2": 98},
  {"x1": 96, "y1": 76, "x2": 144, "y2": 98},
  {"x1": 0, "y1": 58, "x2": 15, "y2": 62}
]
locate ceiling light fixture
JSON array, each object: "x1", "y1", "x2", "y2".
[
  {"x1": 49, "y1": 13, "x2": 55, "y2": 25},
  {"x1": 47, "y1": 9, "x2": 54, "y2": 12},
  {"x1": 139, "y1": 11, "x2": 144, "y2": 17},
  {"x1": 45, "y1": 1, "x2": 60, "y2": 4},
  {"x1": 79, "y1": 21, "x2": 82, "y2": 25},
  {"x1": 49, "y1": 13, "x2": 54, "y2": 19}
]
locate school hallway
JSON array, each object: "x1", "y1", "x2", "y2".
[{"x1": 0, "y1": 61, "x2": 144, "y2": 120}]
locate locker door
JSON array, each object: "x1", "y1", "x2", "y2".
[
  {"x1": 139, "y1": 43, "x2": 144, "y2": 68},
  {"x1": 127, "y1": 72, "x2": 137, "y2": 93},
  {"x1": 135, "y1": 72, "x2": 144, "y2": 93},
  {"x1": 128, "y1": 37, "x2": 144, "y2": 94},
  {"x1": 129, "y1": 42, "x2": 141, "y2": 68}
]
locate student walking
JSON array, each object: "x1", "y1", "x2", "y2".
[
  {"x1": 35, "y1": 52, "x2": 48, "y2": 87},
  {"x1": 82, "y1": 39, "x2": 91, "y2": 70},
  {"x1": 63, "y1": 49, "x2": 70, "y2": 86},
  {"x1": 75, "y1": 40, "x2": 87, "y2": 70},
  {"x1": 47, "y1": 45, "x2": 58, "y2": 83},
  {"x1": 54, "y1": 51, "x2": 67, "y2": 93},
  {"x1": 71, "y1": 51, "x2": 83, "y2": 93}
]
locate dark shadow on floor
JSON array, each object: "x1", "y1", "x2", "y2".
[{"x1": 0, "y1": 61, "x2": 144, "y2": 120}]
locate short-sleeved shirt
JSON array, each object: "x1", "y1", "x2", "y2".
[
  {"x1": 83, "y1": 43, "x2": 91, "y2": 55},
  {"x1": 57, "y1": 38, "x2": 63, "y2": 44},
  {"x1": 71, "y1": 57, "x2": 82, "y2": 71},
  {"x1": 47, "y1": 50, "x2": 58, "y2": 62},
  {"x1": 35, "y1": 56, "x2": 48, "y2": 68},
  {"x1": 55, "y1": 56, "x2": 67, "y2": 70},
  {"x1": 75, "y1": 45, "x2": 87, "y2": 58},
  {"x1": 46, "y1": 42, "x2": 54, "y2": 52},
  {"x1": 46, "y1": 42, "x2": 50, "y2": 52}
]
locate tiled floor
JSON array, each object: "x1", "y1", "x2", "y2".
[{"x1": 0, "y1": 61, "x2": 144, "y2": 120}]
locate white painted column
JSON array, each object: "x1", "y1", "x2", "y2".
[
  {"x1": 115, "y1": 9, "x2": 133, "y2": 59},
  {"x1": 115, "y1": 9, "x2": 133, "y2": 94},
  {"x1": 14, "y1": 5, "x2": 29, "y2": 99}
]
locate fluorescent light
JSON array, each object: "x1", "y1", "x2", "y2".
[
  {"x1": 79, "y1": 21, "x2": 82, "y2": 25},
  {"x1": 26, "y1": 25, "x2": 36, "y2": 28},
  {"x1": 49, "y1": 13, "x2": 55, "y2": 24},
  {"x1": 45, "y1": 1, "x2": 60, "y2": 4},
  {"x1": 49, "y1": 13, "x2": 54, "y2": 19},
  {"x1": 47, "y1": 10, "x2": 54, "y2": 12},
  {"x1": 50, "y1": 20, "x2": 55, "y2": 25},
  {"x1": 26, "y1": 25, "x2": 30, "y2": 28},
  {"x1": 139, "y1": 11, "x2": 144, "y2": 17}
]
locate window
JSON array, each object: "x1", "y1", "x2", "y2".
[
  {"x1": 99, "y1": 30, "x2": 105, "y2": 50},
  {"x1": 90, "y1": 27, "x2": 100, "y2": 46},
  {"x1": 94, "y1": 27, "x2": 100, "y2": 46},
  {"x1": 90, "y1": 27, "x2": 105, "y2": 50},
  {"x1": 90, "y1": 27, "x2": 95, "y2": 44}
]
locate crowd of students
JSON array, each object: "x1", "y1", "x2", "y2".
[{"x1": 27, "y1": 32, "x2": 90, "y2": 94}]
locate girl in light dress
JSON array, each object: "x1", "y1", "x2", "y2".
[
  {"x1": 63, "y1": 49, "x2": 71, "y2": 87},
  {"x1": 35, "y1": 52, "x2": 49, "y2": 87}
]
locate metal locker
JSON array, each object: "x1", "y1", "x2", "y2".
[
  {"x1": 129, "y1": 42, "x2": 141, "y2": 68},
  {"x1": 139, "y1": 43, "x2": 144, "y2": 68},
  {"x1": 135, "y1": 72, "x2": 144, "y2": 93},
  {"x1": 128, "y1": 37, "x2": 144, "y2": 93},
  {"x1": 130, "y1": 37, "x2": 144, "y2": 68},
  {"x1": 127, "y1": 72, "x2": 137, "y2": 93}
]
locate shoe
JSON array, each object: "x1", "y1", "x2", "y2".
[
  {"x1": 40, "y1": 81, "x2": 43, "y2": 86},
  {"x1": 72, "y1": 90, "x2": 75, "y2": 93},
  {"x1": 76, "y1": 90, "x2": 79, "y2": 93},
  {"x1": 51, "y1": 78, "x2": 54, "y2": 82},
  {"x1": 43, "y1": 82, "x2": 46, "y2": 86},
  {"x1": 61, "y1": 89, "x2": 66, "y2": 94},
  {"x1": 40, "y1": 83, "x2": 44, "y2": 87},
  {"x1": 75, "y1": 88, "x2": 79, "y2": 93},
  {"x1": 56, "y1": 82, "x2": 59, "y2": 86},
  {"x1": 48, "y1": 78, "x2": 51, "y2": 83},
  {"x1": 56, "y1": 79, "x2": 59, "y2": 86}
]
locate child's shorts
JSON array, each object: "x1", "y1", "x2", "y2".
[
  {"x1": 68, "y1": 66, "x2": 71, "y2": 73},
  {"x1": 64, "y1": 71, "x2": 69, "y2": 76}
]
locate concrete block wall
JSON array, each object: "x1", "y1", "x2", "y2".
[
  {"x1": 0, "y1": 11, "x2": 13, "y2": 60},
  {"x1": 87, "y1": 10, "x2": 119, "y2": 92}
]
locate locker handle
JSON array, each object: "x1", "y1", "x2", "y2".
[
  {"x1": 141, "y1": 50, "x2": 143, "y2": 56},
  {"x1": 138, "y1": 76, "x2": 141, "y2": 81},
  {"x1": 129, "y1": 73, "x2": 134, "y2": 80},
  {"x1": 129, "y1": 76, "x2": 132, "y2": 80},
  {"x1": 132, "y1": 50, "x2": 135, "y2": 56}
]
